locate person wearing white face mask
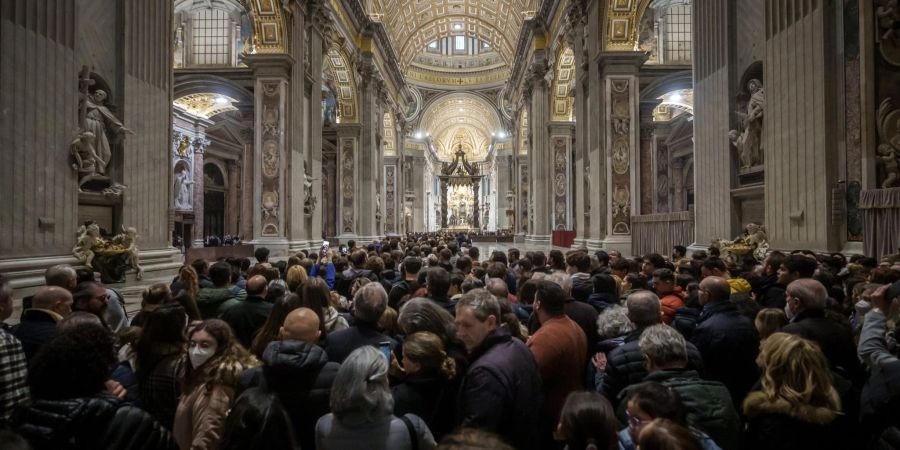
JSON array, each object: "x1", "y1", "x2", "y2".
[{"x1": 174, "y1": 319, "x2": 259, "y2": 450}]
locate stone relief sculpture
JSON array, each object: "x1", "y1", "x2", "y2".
[
  {"x1": 72, "y1": 222, "x2": 143, "y2": 283},
  {"x1": 303, "y1": 160, "x2": 319, "y2": 215},
  {"x1": 729, "y1": 78, "x2": 765, "y2": 169},
  {"x1": 712, "y1": 222, "x2": 770, "y2": 262},
  {"x1": 73, "y1": 222, "x2": 102, "y2": 268},
  {"x1": 174, "y1": 169, "x2": 193, "y2": 210},
  {"x1": 375, "y1": 192, "x2": 383, "y2": 221},
  {"x1": 83, "y1": 90, "x2": 133, "y2": 176},
  {"x1": 262, "y1": 191, "x2": 279, "y2": 221},
  {"x1": 70, "y1": 130, "x2": 99, "y2": 176},
  {"x1": 876, "y1": 0, "x2": 900, "y2": 65},
  {"x1": 876, "y1": 98, "x2": 900, "y2": 188},
  {"x1": 113, "y1": 226, "x2": 143, "y2": 281}
]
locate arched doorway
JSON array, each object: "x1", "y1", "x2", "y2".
[{"x1": 203, "y1": 163, "x2": 226, "y2": 239}]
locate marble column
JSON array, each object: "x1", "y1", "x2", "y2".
[
  {"x1": 569, "y1": 1, "x2": 590, "y2": 246},
  {"x1": 354, "y1": 54, "x2": 383, "y2": 243},
  {"x1": 303, "y1": 6, "x2": 329, "y2": 247},
  {"x1": 336, "y1": 124, "x2": 361, "y2": 240},
  {"x1": 525, "y1": 55, "x2": 552, "y2": 245},
  {"x1": 245, "y1": 54, "x2": 294, "y2": 255},
  {"x1": 240, "y1": 129, "x2": 255, "y2": 240},
  {"x1": 191, "y1": 139, "x2": 207, "y2": 247},
  {"x1": 226, "y1": 160, "x2": 240, "y2": 236},
  {"x1": 585, "y1": 0, "x2": 607, "y2": 251},
  {"x1": 287, "y1": 4, "x2": 308, "y2": 251},
  {"x1": 473, "y1": 182, "x2": 481, "y2": 230},
  {"x1": 550, "y1": 124, "x2": 575, "y2": 231},
  {"x1": 599, "y1": 52, "x2": 646, "y2": 255},
  {"x1": 672, "y1": 158, "x2": 686, "y2": 212}
]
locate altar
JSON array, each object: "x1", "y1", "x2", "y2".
[{"x1": 438, "y1": 146, "x2": 484, "y2": 230}]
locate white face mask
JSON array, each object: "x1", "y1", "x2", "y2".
[{"x1": 189, "y1": 346, "x2": 215, "y2": 368}]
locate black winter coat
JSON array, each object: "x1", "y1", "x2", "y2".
[
  {"x1": 12, "y1": 309, "x2": 59, "y2": 360},
  {"x1": 600, "y1": 328, "x2": 704, "y2": 406},
  {"x1": 586, "y1": 292, "x2": 619, "y2": 314},
  {"x1": 240, "y1": 339, "x2": 339, "y2": 450},
  {"x1": 783, "y1": 308, "x2": 864, "y2": 384},
  {"x1": 15, "y1": 394, "x2": 176, "y2": 450},
  {"x1": 756, "y1": 274, "x2": 786, "y2": 309},
  {"x1": 334, "y1": 268, "x2": 378, "y2": 299},
  {"x1": 458, "y1": 326, "x2": 542, "y2": 450},
  {"x1": 220, "y1": 295, "x2": 273, "y2": 349},
  {"x1": 324, "y1": 322, "x2": 398, "y2": 363},
  {"x1": 691, "y1": 301, "x2": 759, "y2": 407},
  {"x1": 392, "y1": 371, "x2": 458, "y2": 441}
]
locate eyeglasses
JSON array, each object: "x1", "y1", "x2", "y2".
[{"x1": 626, "y1": 410, "x2": 650, "y2": 429}]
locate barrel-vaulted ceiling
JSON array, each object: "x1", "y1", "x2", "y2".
[
  {"x1": 370, "y1": 0, "x2": 531, "y2": 70},
  {"x1": 420, "y1": 93, "x2": 502, "y2": 161}
]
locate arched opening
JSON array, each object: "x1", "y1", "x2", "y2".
[
  {"x1": 174, "y1": 0, "x2": 253, "y2": 68},
  {"x1": 203, "y1": 163, "x2": 227, "y2": 240}
]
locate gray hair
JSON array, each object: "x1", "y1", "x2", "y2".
[
  {"x1": 455, "y1": 288, "x2": 500, "y2": 322},
  {"x1": 329, "y1": 346, "x2": 393, "y2": 422},
  {"x1": 596, "y1": 305, "x2": 635, "y2": 340},
  {"x1": 626, "y1": 291, "x2": 662, "y2": 327},
  {"x1": 398, "y1": 297, "x2": 457, "y2": 339},
  {"x1": 787, "y1": 278, "x2": 828, "y2": 311},
  {"x1": 639, "y1": 324, "x2": 688, "y2": 368},
  {"x1": 546, "y1": 271, "x2": 572, "y2": 295},
  {"x1": 45, "y1": 265, "x2": 76, "y2": 288},
  {"x1": 353, "y1": 282, "x2": 388, "y2": 323}
]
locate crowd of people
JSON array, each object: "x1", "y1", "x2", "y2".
[{"x1": 1, "y1": 232, "x2": 900, "y2": 450}]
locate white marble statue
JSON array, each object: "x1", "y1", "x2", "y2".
[
  {"x1": 84, "y1": 90, "x2": 133, "y2": 176},
  {"x1": 70, "y1": 130, "x2": 99, "y2": 175},
  {"x1": 113, "y1": 226, "x2": 144, "y2": 280},
  {"x1": 73, "y1": 222, "x2": 101, "y2": 268},
  {"x1": 729, "y1": 79, "x2": 765, "y2": 169},
  {"x1": 302, "y1": 160, "x2": 319, "y2": 211},
  {"x1": 174, "y1": 170, "x2": 193, "y2": 209}
]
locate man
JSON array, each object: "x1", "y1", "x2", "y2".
[
  {"x1": 700, "y1": 257, "x2": 751, "y2": 295},
  {"x1": 468, "y1": 246, "x2": 481, "y2": 267},
  {"x1": 20, "y1": 265, "x2": 77, "y2": 316},
  {"x1": 507, "y1": 248, "x2": 521, "y2": 268},
  {"x1": 14, "y1": 286, "x2": 72, "y2": 359},
  {"x1": 334, "y1": 250, "x2": 377, "y2": 299},
  {"x1": 325, "y1": 283, "x2": 396, "y2": 363},
  {"x1": 600, "y1": 291, "x2": 704, "y2": 405},
  {"x1": 221, "y1": 275, "x2": 273, "y2": 348},
  {"x1": 425, "y1": 267, "x2": 456, "y2": 315},
  {"x1": 532, "y1": 251, "x2": 552, "y2": 274},
  {"x1": 773, "y1": 254, "x2": 818, "y2": 301},
  {"x1": 455, "y1": 256, "x2": 474, "y2": 277},
  {"x1": 608, "y1": 250, "x2": 623, "y2": 265},
  {"x1": 254, "y1": 246, "x2": 270, "y2": 264},
  {"x1": 197, "y1": 261, "x2": 247, "y2": 318},
  {"x1": 0, "y1": 275, "x2": 29, "y2": 423},
  {"x1": 756, "y1": 251, "x2": 788, "y2": 308},
  {"x1": 240, "y1": 307, "x2": 338, "y2": 450},
  {"x1": 71, "y1": 281, "x2": 109, "y2": 323},
  {"x1": 526, "y1": 280, "x2": 586, "y2": 445},
  {"x1": 455, "y1": 289, "x2": 542, "y2": 450},
  {"x1": 621, "y1": 324, "x2": 740, "y2": 450},
  {"x1": 566, "y1": 251, "x2": 593, "y2": 303},
  {"x1": 691, "y1": 276, "x2": 759, "y2": 406},
  {"x1": 642, "y1": 253, "x2": 667, "y2": 279},
  {"x1": 671, "y1": 245, "x2": 689, "y2": 266},
  {"x1": 783, "y1": 278, "x2": 862, "y2": 383},
  {"x1": 448, "y1": 271, "x2": 465, "y2": 301},
  {"x1": 530, "y1": 272, "x2": 599, "y2": 355},
  {"x1": 388, "y1": 256, "x2": 422, "y2": 308},
  {"x1": 652, "y1": 268, "x2": 685, "y2": 325}
]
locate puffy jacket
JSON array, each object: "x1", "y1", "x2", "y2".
[
  {"x1": 240, "y1": 340, "x2": 338, "y2": 450},
  {"x1": 458, "y1": 326, "x2": 543, "y2": 450},
  {"x1": 16, "y1": 394, "x2": 176, "y2": 450},
  {"x1": 783, "y1": 308, "x2": 863, "y2": 384},
  {"x1": 673, "y1": 306, "x2": 701, "y2": 340},
  {"x1": 600, "y1": 328, "x2": 704, "y2": 406},
  {"x1": 586, "y1": 292, "x2": 619, "y2": 313},
  {"x1": 755, "y1": 273, "x2": 786, "y2": 309},
  {"x1": 620, "y1": 369, "x2": 740, "y2": 450},
  {"x1": 196, "y1": 287, "x2": 246, "y2": 319},
  {"x1": 659, "y1": 291, "x2": 686, "y2": 325},
  {"x1": 691, "y1": 301, "x2": 759, "y2": 406},
  {"x1": 742, "y1": 391, "x2": 842, "y2": 450},
  {"x1": 392, "y1": 372, "x2": 458, "y2": 441},
  {"x1": 570, "y1": 273, "x2": 593, "y2": 303}
]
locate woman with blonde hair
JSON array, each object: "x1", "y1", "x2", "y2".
[
  {"x1": 754, "y1": 308, "x2": 788, "y2": 341},
  {"x1": 286, "y1": 264, "x2": 309, "y2": 293},
  {"x1": 742, "y1": 332, "x2": 842, "y2": 449},
  {"x1": 393, "y1": 331, "x2": 458, "y2": 440}
]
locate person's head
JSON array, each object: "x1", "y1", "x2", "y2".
[
  {"x1": 778, "y1": 254, "x2": 818, "y2": 285},
  {"x1": 185, "y1": 319, "x2": 256, "y2": 387},
  {"x1": 652, "y1": 268, "x2": 676, "y2": 295},
  {"x1": 455, "y1": 256, "x2": 473, "y2": 275},
  {"x1": 56, "y1": 310, "x2": 104, "y2": 333},
  {"x1": 545, "y1": 271, "x2": 573, "y2": 296},
  {"x1": 401, "y1": 256, "x2": 423, "y2": 278},
  {"x1": 700, "y1": 258, "x2": 728, "y2": 279},
  {"x1": 285, "y1": 265, "x2": 308, "y2": 292},
  {"x1": 401, "y1": 331, "x2": 457, "y2": 379},
  {"x1": 449, "y1": 271, "x2": 465, "y2": 296},
  {"x1": 643, "y1": 253, "x2": 666, "y2": 276},
  {"x1": 347, "y1": 239, "x2": 356, "y2": 249},
  {"x1": 427, "y1": 267, "x2": 451, "y2": 298},
  {"x1": 763, "y1": 251, "x2": 787, "y2": 276},
  {"x1": 31, "y1": 286, "x2": 74, "y2": 318},
  {"x1": 436, "y1": 428, "x2": 515, "y2": 450},
  {"x1": 755, "y1": 308, "x2": 788, "y2": 340},
  {"x1": 555, "y1": 391, "x2": 619, "y2": 450},
  {"x1": 749, "y1": 332, "x2": 840, "y2": 415},
  {"x1": 610, "y1": 258, "x2": 630, "y2": 277},
  {"x1": 592, "y1": 273, "x2": 619, "y2": 297},
  {"x1": 71, "y1": 281, "x2": 108, "y2": 317},
  {"x1": 532, "y1": 251, "x2": 547, "y2": 268},
  {"x1": 625, "y1": 291, "x2": 662, "y2": 328},
  {"x1": 279, "y1": 307, "x2": 321, "y2": 343},
  {"x1": 469, "y1": 246, "x2": 480, "y2": 262},
  {"x1": 140, "y1": 283, "x2": 171, "y2": 311},
  {"x1": 349, "y1": 249, "x2": 367, "y2": 268},
  {"x1": 639, "y1": 324, "x2": 688, "y2": 372},
  {"x1": 625, "y1": 381, "x2": 688, "y2": 443},
  {"x1": 698, "y1": 276, "x2": 730, "y2": 305},
  {"x1": 566, "y1": 251, "x2": 592, "y2": 274},
  {"x1": 624, "y1": 273, "x2": 648, "y2": 291},
  {"x1": 220, "y1": 387, "x2": 298, "y2": 450},
  {"x1": 29, "y1": 323, "x2": 116, "y2": 400},
  {"x1": 0, "y1": 274, "x2": 13, "y2": 322},
  {"x1": 398, "y1": 297, "x2": 457, "y2": 342},
  {"x1": 455, "y1": 289, "x2": 501, "y2": 352},
  {"x1": 254, "y1": 247, "x2": 270, "y2": 263},
  {"x1": 44, "y1": 264, "x2": 77, "y2": 291},
  {"x1": 353, "y1": 282, "x2": 388, "y2": 324},
  {"x1": 508, "y1": 248, "x2": 520, "y2": 263},
  {"x1": 329, "y1": 346, "x2": 393, "y2": 422},
  {"x1": 596, "y1": 304, "x2": 634, "y2": 340},
  {"x1": 485, "y1": 278, "x2": 509, "y2": 299},
  {"x1": 250, "y1": 293, "x2": 303, "y2": 358},
  {"x1": 533, "y1": 279, "x2": 567, "y2": 322},
  {"x1": 672, "y1": 246, "x2": 687, "y2": 260},
  {"x1": 209, "y1": 261, "x2": 233, "y2": 287},
  {"x1": 784, "y1": 278, "x2": 828, "y2": 320},
  {"x1": 134, "y1": 303, "x2": 188, "y2": 373},
  {"x1": 637, "y1": 419, "x2": 702, "y2": 450},
  {"x1": 245, "y1": 275, "x2": 268, "y2": 299}
]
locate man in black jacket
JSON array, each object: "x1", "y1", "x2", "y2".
[
  {"x1": 755, "y1": 251, "x2": 787, "y2": 308},
  {"x1": 691, "y1": 276, "x2": 759, "y2": 407},
  {"x1": 240, "y1": 307, "x2": 338, "y2": 450},
  {"x1": 600, "y1": 291, "x2": 703, "y2": 406},
  {"x1": 388, "y1": 256, "x2": 422, "y2": 308},
  {"x1": 426, "y1": 267, "x2": 456, "y2": 315},
  {"x1": 14, "y1": 287, "x2": 72, "y2": 360},
  {"x1": 325, "y1": 283, "x2": 396, "y2": 363},
  {"x1": 455, "y1": 289, "x2": 542, "y2": 450},
  {"x1": 334, "y1": 250, "x2": 378, "y2": 299},
  {"x1": 221, "y1": 275, "x2": 273, "y2": 348}
]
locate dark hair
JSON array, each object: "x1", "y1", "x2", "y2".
[
  {"x1": 701, "y1": 257, "x2": 727, "y2": 274},
  {"x1": 652, "y1": 268, "x2": 675, "y2": 284},
  {"x1": 610, "y1": 258, "x2": 631, "y2": 272},
  {"x1": 518, "y1": 279, "x2": 538, "y2": 305},
  {"x1": 566, "y1": 251, "x2": 591, "y2": 273},
  {"x1": 782, "y1": 254, "x2": 818, "y2": 278},
  {"x1": 349, "y1": 250, "x2": 367, "y2": 268},
  {"x1": 549, "y1": 250, "x2": 567, "y2": 271},
  {"x1": 490, "y1": 250, "x2": 508, "y2": 264},
  {"x1": 532, "y1": 251, "x2": 547, "y2": 267},
  {"x1": 191, "y1": 258, "x2": 209, "y2": 276},
  {"x1": 508, "y1": 248, "x2": 520, "y2": 261},
  {"x1": 135, "y1": 303, "x2": 187, "y2": 377},
  {"x1": 254, "y1": 247, "x2": 270, "y2": 263},
  {"x1": 534, "y1": 279, "x2": 566, "y2": 316},
  {"x1": 468, "y1": 246, "x2": 480, "y2": 260},
  {"x1": 299, "y1": 278, "x2": 331, "y2": 336},
  {"x1": 402, "y1": 256, "x2": 423, "y2": 276},
  {"x1": 250, "y1": 293, "x2": 303, "y2": 359},
  {"x1": 29, "y1": 323, "x2": 116, "y2": 400},
  {"x1": 625, "y1": 381, "x2": 687, "y2": 425},
  {"x1": 71, "y1": 281, "x2": 102, "y2": 305},
  {"x1": 75, "y1": 267, "x2": 95, "y2": 283},
  {"x1": 625, "y1": 273, "x2": 648, "y2": 291},
  {"x1": 673, "y1": 246, "x2": 687, "y2": 257},
  {"x1": 643, "y1": 253, "x2": 666, "y2": 270},
  {"x1": 427, "y1": 267, "x2": 451, "y2": 297},
  {"x1": 455, "y1": 256, "x2": 473, "y2": 274},
  {"x1": 595, "y1": 250, "x2": 610, "y2": 266},
  {"x1": 765, "y1": 251, "x2": 787, "y2": 273},
  {"x1": 637, "y1": 419, "x2": 702, "y2": 450},
  {"x1": 592, "y1": 273, "x2": 619, "y2": 296},
  {"x1": 485, "y1": 262, "x2": 508, "y2": 279},
  {"x1": 0, "y1": 429, "x2": 31, "y2": 450},
  {"x1": 209, "y1": 262, "x2": 233, "y2": 286},
  {"x1": 220, "y1": 387, "x2": 298, "y2": 450},
  {"x1": 449, "y1": 270, "x2": 466, "y2": 289},
  {"x1": 557, "y1": 391, "x2": 619, "y2": 450}
]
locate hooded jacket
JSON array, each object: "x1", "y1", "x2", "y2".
[{"x1": 742, "y1": 390, "x2": 842, "y2": 450}]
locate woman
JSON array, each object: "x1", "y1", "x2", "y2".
[
  {"x1": 302, "y1": 277, "x2": 349, "y2": 336},
  {"x1": 170, "y1": 265, "x2": 202, "y2": 320},
  {"x1": 316, "y1": 346, "x2": 436, "y2": 450},
  {"x1": 619, "y1": 382, "x2": 721, "y2": 450},
  {"x1": 589, "y1": 305, "x2": 634, "y2": 391},
  {"x1": 398, "y1": 298, "x2": 468, "y2": 373},
  {"x1": 754, "y1": 308, "x2": 788, "y2": 341},
  {"x1": 174, "y1": 319, "x2": 259, "y2": 450},
  {"x1": 637, "y1": 419, "x2": 702, "y2": 450},
  {"x1": 16, "y1": 323, "x2": 175, "y2": 450},
  {"x1": 393, "y1": 332, "x2": 458, "y2": 440},
  {"x1": 742, "y1": 332, "x2": 842, "y2": 450},
  {"x1": 131, "y1": 283, "x2": 172, "y2": 327},
  {"x1": 555, "y1": 391, "x2": 618, "y2": 450},
  {"x1": 220, "y1": 387, "x2": 298, "y2": 450},
  {"x1": 250, "y1": 293, "x2": 303, "y2": 359},
  {"x1": 285, "y1": 265, "x2": 308, "y2": 293},
  {"x1": 134, "y1": 303, "x2": 187, "y2": 430}
]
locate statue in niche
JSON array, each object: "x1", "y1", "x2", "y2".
[
  {"x1": 877, "y1": 98, "x2": 900, "y2": 188},
  {"x1": 729, "y1": 78, "x2": 765, "y2": 169},
  {"x1": 303, "y1": 160, "x2": 319, "y2": 215},
  {"x1": 174, "y1": 169, "x2": 193, "y2": 210},
  {"x1": 83, "y1": 90, "x2": 134, "y2": 176},
  {"x1": 375, "y1": 192, "x2": 383, "y2": 221},
  {"x1": 70, "y1": 130, "x2": 99, "y2": 176}
]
